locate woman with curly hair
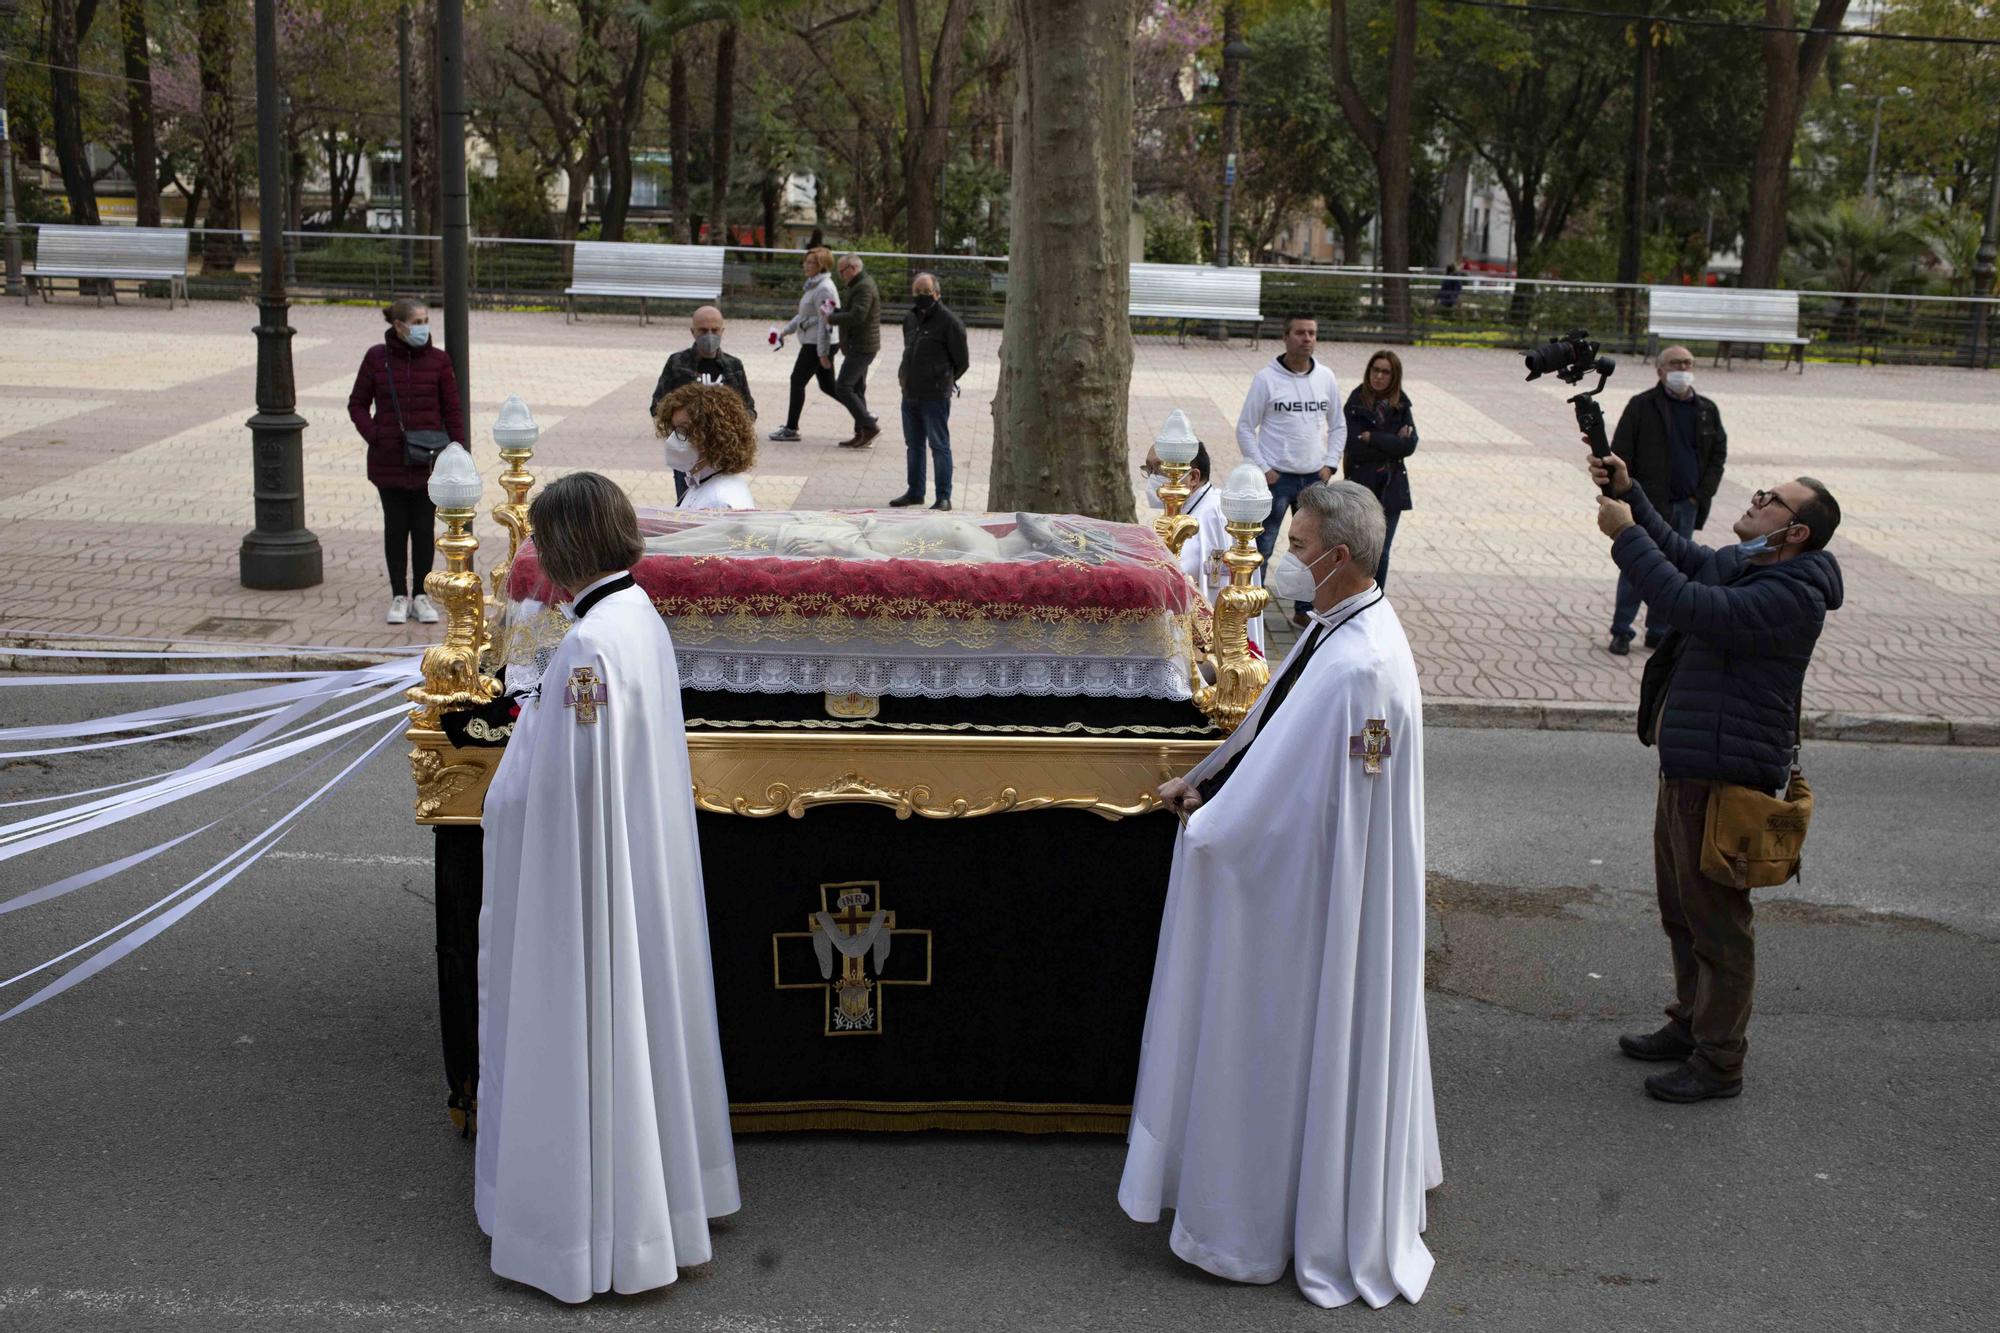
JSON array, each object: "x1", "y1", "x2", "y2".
[{"x1": 654, "y1": 381, "x2": 758, "y2": 510}]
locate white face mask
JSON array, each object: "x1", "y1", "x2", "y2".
[
  {"x1": 1266, "y1": 549, "x2": 1340, "y2": 604},
  {"x1": 1144, "y1": 474, "x2": 1167, "y2": 510},
  {"x1": 1665, "y1": 370, "x2": 1694, "y2": 395},
  {"x1": 662, "y1": 430, "x2": 700, "y2": 473}
]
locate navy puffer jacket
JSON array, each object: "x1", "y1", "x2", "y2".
[
  {"x1": 348, "y1": 330, "x2": 466, "y2": 491},
  {"x1": 1613, "y1": 482, "x2": 1844, "y2": 792}
]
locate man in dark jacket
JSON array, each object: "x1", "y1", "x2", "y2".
[
  {"x1": 888, "y1": 271, "x2": 970, "y2": 511},
  {"x1": 829, "y1": 253, "x2": 882, "y2": 448},
  {"x1": 650, "y1": 305, "x2": 756, "y2": 501},
  {"x1": 1590, "y1": 448, "x2": 1844, "y2": 1105},
  {"x1": 1606, "y1": 346, "x2": 1728, "y2": 654}
]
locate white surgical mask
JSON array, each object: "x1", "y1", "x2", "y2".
[
  {"x1": 404, "y1": 323, "x2": 431, "y2": 348},
  {"x1": 1665, "y1": 369, "x2": 1694, "y2": 395},
  {"x1": 1144, "y1": 474, "x2": 1167, "y2": 510},
  {"x1": 662, "y1": 430, "x2": 700, "y2": 473},
  {"x1": 1266, "y1": 550, "x2": 1339, "y2": 604}
]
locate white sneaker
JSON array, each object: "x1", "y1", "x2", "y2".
[
  {"x1": 412, "y1": 594, "x2": 440, "y2": 624},
  {"x1": 386, "y1": 595, "x2": 410, "y2": 624}
]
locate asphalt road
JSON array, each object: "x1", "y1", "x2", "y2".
[{"x1": 2, "y1": 683, "x2": 1995, "y2": 1331}]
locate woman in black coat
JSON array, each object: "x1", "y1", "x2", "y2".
[{"x1": 1341, "y1": 349, "x2": 1418, "y2": 591}]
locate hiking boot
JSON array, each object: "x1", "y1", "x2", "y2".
[
  {"x1": 1644, "y1": 1061, "x2": 1743, "y2": 1104},
  {"x1": 1618, "y1": 1025, "x2": 1695, "y2": 1063}
]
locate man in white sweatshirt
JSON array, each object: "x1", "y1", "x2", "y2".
[{"x1": 1235, "y1": 315, "x2": 1346, "y2": 617}]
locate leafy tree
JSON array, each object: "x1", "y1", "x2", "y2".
[{"x1": 1741, "y1": 0, "x2": 1850, "y2": 289}]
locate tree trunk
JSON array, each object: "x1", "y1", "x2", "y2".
[
  {"x1": 1741, "y1": 0, "x2": 1849, "y2": 289},
  {"x1": 708, "y1": 23, "x2": 738, "y2": 245},
  {"x1": 670, "y1": 43, "x2": 693, "y2": 242},
  {"x1": 1330, "y1": 0, "x2": 1417, "y2": 335},
  {"x1": 897, "y1": 0, "x2": 972, "y2": 256},
  {"x1": 1434, "y1": 159, "x2": 1468, "y2": 268},
  {"x1": 412, "y1": 0, "x2": 439, "y2": 238},
  {"x1": 119, "y1": 0, "x2": 160, "y2": 226},
  {"x1": 598, "y1": 35, "x2": 654, "y2": 242},
  {"x1": 762, "y1": 174, "x2": 779, "y2": 249},
  {"x1": 989, "y1": 0, "x2": 1135, "y2": 519},
  {"x1": 196, "y1": 0, "x2": 236, "y2": 272},
  {"x1": 1617, "y1": 14, "x2": 1657, "y2": 335},
  {"x1": 561, "y1": 162, "x2": 588, "y2": 242},
  {"x1": 50, "y1": 0, "x2": 102, "y2": 224}
]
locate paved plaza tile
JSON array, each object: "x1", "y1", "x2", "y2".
[{"x1": 1, "y1": 299, "x2": 1996, "y2": 722}]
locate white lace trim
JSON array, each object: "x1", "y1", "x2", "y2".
[{"x1": 675, "y1": 652, "x2": 1194, "y2": 700}]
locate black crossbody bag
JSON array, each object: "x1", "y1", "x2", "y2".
[{"x1": 384, "y1": 352, "x2": 452, "y2": 468}]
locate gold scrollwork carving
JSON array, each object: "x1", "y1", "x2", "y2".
[
  {"x1": 411, "y1": 745, "x2": 489, "y2": 823},
  {"x1": 695, "y1": 769, "x2": 1162, "y2": 822}
]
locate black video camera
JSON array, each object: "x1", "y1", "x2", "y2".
[
  {"x1": 1525, "y1": 328, "x2": 1618, "y2": 492},
  {"x1": 1524, "y1": 329, "x2": 1604, "y2": 385}
]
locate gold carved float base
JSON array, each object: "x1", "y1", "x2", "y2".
[{"x1": 409, "y1": 728, "x2": 1221, "y2": 826}]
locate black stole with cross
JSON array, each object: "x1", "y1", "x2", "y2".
[{"x1": 1196, "y1": 593, "x2": 1382, "y2": 804}]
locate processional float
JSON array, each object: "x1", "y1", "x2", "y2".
[{"x1": 409, "y1": 400, "x2": 1273, "y2": 1135}]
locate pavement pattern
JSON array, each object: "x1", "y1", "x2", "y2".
[{"x1": 1, "y1": 299, "x2": 1996, "y2": 723}]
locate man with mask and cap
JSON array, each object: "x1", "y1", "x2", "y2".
[
  {"x1": 1605, "y1": 345, "x2": 1727, "y2": 654},
  {"x1": 650, "y1": 306, "x2": 758, "y2": 501}
]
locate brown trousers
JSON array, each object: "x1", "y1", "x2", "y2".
[{"x1": 1653, "y1": 778, "x2": 1756, "y2": 1080}]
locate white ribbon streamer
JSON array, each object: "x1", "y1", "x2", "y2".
[
  {"x1": 0, "y1": 688, "x2": 411, "y2": 914},
  {"x1": 0, "y1": 659, "x2": 418, "y2": 743},
  {"x1": 0, "y1": 702, "x2": 411, "y2": 860},
  {"x1": 0, "y1": 724, "x2": 404, "y2": 1023}
]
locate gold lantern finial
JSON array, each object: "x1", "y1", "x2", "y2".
[
  {"x1": 1151, "y1": 407, "x2": 1202, "y2": 557},
  {"x1": 1194, "y1": 465, "x2": 1272, "y2": 733},
  {"x1": 489, "y1": 394, "x2": 540, "y2": 607},
  {"x1": 407, "y1": 444, "x2": 500, "y2": 731}
]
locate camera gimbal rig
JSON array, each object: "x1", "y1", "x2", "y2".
[{"x1": 1526, "y1": 330, "x2": 1618, "y2": 496}]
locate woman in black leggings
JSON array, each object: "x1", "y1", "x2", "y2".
[
  {"x1": 347, "y1": 296, "x2": 466, "y2": 623},
  {"x1": 767, "y1": 246, "x2": 842, "y2": 442}
]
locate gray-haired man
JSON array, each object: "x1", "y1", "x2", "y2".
[{"x1": 828, "y1": 253, "x2": 883, "y2": 448}]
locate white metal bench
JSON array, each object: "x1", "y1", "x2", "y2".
[
  {"x1": 1128, "y1": 263, "x2": 1263, "y2": 343},
  {"x1": 564, "y1": 241, "x2": 726, "y2": 323},
  {"x1": 24, "y1": 225, "x2": 190, "y2": 308},
  {"x1": 1647, "y1": 287, "x2": 1809, "y2": 373}
]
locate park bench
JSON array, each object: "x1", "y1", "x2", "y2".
[
  {"x1": 1647, "y1": 287, "x2": 1809, "y2": 373},
  {"x1": 565, "y1": 241, "x2": 726, "y2": 323},
  {"x1": 1128, "y1": 263, "x2": 1263, "y2": 344},
  {"x1": 23, "y1": 225, "x2": 190, "y2": 308}
]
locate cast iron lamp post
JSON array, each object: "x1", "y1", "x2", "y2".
[{"x1": 240, "y1": 0, "x2": 323, "y2": 589}]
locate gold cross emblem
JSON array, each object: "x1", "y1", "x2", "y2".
[
  {"x1": 1349, "y1": 718, "x2": 1392, "y2": 775},
  {"x1": 564, "y1": 666, "x2": 608, "y2": 724}
]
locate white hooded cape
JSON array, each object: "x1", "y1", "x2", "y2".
[
  {"x1": 1118, "y1": 588, "x2": 1441, "y2": 1309},
  {"x1": 476, "y1": 581, "x2": 740, "y2": 1303}
]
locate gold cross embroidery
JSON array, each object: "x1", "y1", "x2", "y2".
[
  {"x1": 1349, "y1": 718, "x2": 1392, "y2": 775},
  {"x1": 564, "y1": 666, "x2": 608, "y2": 725}
]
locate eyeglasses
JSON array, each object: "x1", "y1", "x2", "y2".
[{"x1": 1751, "y1": 489, "x2": 1796, "y2": 516}]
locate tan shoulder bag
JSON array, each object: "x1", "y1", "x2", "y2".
[{"x1": 1700, "y1": 704, "x2": 1813, "y2": 889}]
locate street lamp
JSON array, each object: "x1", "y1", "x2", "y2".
[
  {"x1": 1216, "y1": 31, "x2": 1252, "y2": 268},
  {"x1": 240, "y1": 0, "x2": 323, "y2": 589}
]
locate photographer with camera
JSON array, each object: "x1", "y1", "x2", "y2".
[
  {"x1": 1588, "y1": 448, "x2": 1844, "y2": 1104},
  {"x1": 1605, "y1": 348, "x2": 1729, "y2": 655}
]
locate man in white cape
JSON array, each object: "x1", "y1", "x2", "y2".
[
  {"x1": 477, "y1": 472, "x2": 739, "y2": 1303},
  {"x1": 1119, "y1": 479, "x2": 1441, "y2": 1309}
]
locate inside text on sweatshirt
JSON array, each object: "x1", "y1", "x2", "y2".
[{"x1": 1234, "y1": 355, "x2": 1346, "y2": 475}]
